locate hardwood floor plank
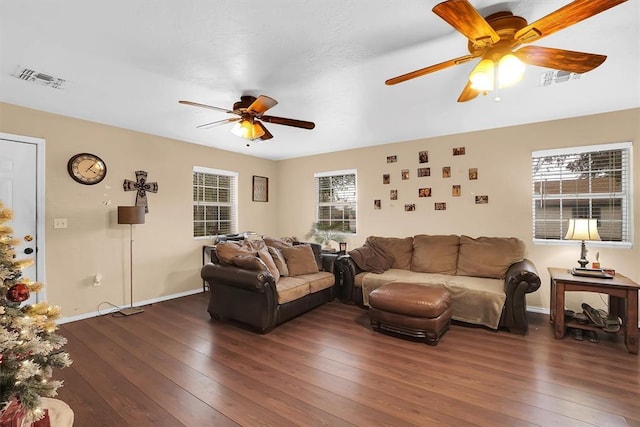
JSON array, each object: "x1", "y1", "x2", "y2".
[{"x1": 53, "y1": 293, "x2": 640, "y2": 427}]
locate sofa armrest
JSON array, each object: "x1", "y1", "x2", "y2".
[
  {"x1": 334, "y1": 255, "x2": 365, "y2": 303},
  {"x1": 501, "y1": 258, "x2": 541, "y2": 334},
  {"x1": 201, "y1": 263, "x2": 276, "y2": 294}
]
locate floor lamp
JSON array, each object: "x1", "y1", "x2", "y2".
[{"x1": 118, "y1": 206, "x2": 145, "y2": 316}]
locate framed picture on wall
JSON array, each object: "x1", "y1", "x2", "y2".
[{"x1": 252, "y1": 175, "x2": 269, "y2": 202}]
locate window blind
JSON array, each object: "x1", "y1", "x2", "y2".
[
  {"x1": 314, "y1": 169, "x2": 357, "y2": 234},
  {"x1": 193, "y1": 166, "x2": 238, "y2": 238},
  {"x1": 531, "y1": 142, "x2": 632, "y2": 244}
]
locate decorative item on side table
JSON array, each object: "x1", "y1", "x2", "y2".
[
  {"x1": 0, "y1": 202, "x2": 73, "y2": 425},
  {"x1": 252, "y1": 175, "x2": 268, "y2": 202},
  {"x1": 117, "y1": 206, "x2": 146, "y2": 316},
  {"x1": 339, "y1": 242, "x2": 347, "y2": 255},
  {"x1": 305, "y1": 222, "x2": 347, "y2": 252}
]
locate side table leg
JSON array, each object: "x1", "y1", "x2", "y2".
[
  {"x1": 625, "y1": 290, "x2": 638, "y2": 354},
  {"x1": 554, "y1": 281, "x2": 566, "y2": 339}
]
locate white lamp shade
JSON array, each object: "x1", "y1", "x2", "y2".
[{"x1": 565, "y1": 218, "x2": 600, "y2": 241}]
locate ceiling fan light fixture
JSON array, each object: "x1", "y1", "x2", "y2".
[
  {"x1": 469, "y1": 58, "x2": 495, "y2": 91},
  {"x1": 231, "y1": 119, "x2": 265, "y2": 140},
  {"x1": 497, "y1": 53, "x2": 525, "y2": 88}
]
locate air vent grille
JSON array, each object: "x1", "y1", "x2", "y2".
[
  {"x1": 540, "y1": 70, "x2": 582, "y2": 87},
  {"x1": 13, "y1": 67, "x2": 66, "y2": 89}
]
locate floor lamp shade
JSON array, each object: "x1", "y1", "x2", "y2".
[
  {"x1": 118, "y1": 206, "x2": 145, "y2": 316},
  {"x1": 118, "y1": 206, "x2": 145, "y2": 225}
]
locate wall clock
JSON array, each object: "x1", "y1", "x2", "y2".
[{"x1": 67, "y1": 153, "x2": 107, "y2": 185}]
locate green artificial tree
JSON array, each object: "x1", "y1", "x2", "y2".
[{"x1": 0, "y1": 202, "x2": 71, "y2": 423}]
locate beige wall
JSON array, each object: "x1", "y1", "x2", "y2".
[
  {"x1": 1, "y1": 102, "x2": 638, "y2": 318},
  {"x1": 276, "y1": 108, "x2": 640, "y2": 313},
  {"x1": 1, "y1": 102, "x2": 278, "y2": 319}
]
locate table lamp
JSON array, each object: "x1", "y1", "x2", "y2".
[{"x1": 564, "y1": 218, "x2": 600, "y2": 268}]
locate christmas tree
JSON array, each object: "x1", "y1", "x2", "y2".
[{"x1": 0, "y1": 202, "x2": 71, "y2": 422}]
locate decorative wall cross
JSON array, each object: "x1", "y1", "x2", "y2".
[{"x1": 123, "y1": 170, "x2": 158, "y2": 213}]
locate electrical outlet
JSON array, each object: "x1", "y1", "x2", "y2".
[{"x1": 53, "y1": 218, "x2": 67, "y2": 229}]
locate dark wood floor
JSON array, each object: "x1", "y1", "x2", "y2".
[{"x1": 56, "y1": 293, "x2": 640, "y2": 427}]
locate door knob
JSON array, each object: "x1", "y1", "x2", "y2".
[{"x1": 24, "y1": 247, "x2": 34, "y2": 255}]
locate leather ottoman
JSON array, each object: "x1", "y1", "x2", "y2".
[{"x1": 369, "y1": 283, "x2": 452, "y2": 345}]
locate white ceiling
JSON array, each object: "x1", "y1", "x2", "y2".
[{"x1": 1, "y1": 1, "x2": 638, "y2": 160}]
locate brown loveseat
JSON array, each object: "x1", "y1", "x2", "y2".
[
  {"x1": 201, "y1": 238, "x2": 336, "y2": 333},
  {"x1": 334, "y1": 235, "x2": 541, "y2": 334}
]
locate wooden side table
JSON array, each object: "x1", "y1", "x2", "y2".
[{"x1": 548, "y1": 267, "x2": 639, "y2": 354}]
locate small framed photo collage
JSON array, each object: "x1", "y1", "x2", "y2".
[{"x1": 376, "y1": 147, "x2": 488, "y2": 212}]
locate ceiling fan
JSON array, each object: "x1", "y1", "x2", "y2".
[
  {"x1": 385, "y1": 0, "x2": 628, "y2": 102},
  {"x1": 179, "y1": 95, "x2": 315, "y2": 141}
]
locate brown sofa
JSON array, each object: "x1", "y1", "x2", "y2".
[
  {"x1": 334, "y1": 235, "x2": 541, "y2": 334},
  {"x1": 201, "y1": 238, "x2": 336, "y2": 333}
]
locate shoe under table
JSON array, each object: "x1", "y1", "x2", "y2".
[{"x1": 368, "y1": 282, "x2": 452, "y2": 345}]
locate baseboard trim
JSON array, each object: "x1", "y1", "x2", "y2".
[
  {"x1": 57, "y1": 288, "x2": 204, "y2": 325},
  {"x1": 526, "y1": 305, "x2": 549, "y2": 315}
]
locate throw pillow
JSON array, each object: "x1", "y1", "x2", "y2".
[
  {"x1": 258, "y1": 249, "x2": 280, "y2": 282},
  {"x1": 281, "y1": 244, "x2": 319, "y2": 276},
  {"x1": 268, "y1": 246, "x2": 289, "y2": 276},
  {"x1": 231, "y1": 255, "x2": 269, "y2": 272},
  {"x1": 264, "y1": 237, "x2": 294, "y2": 251},
  {"x1": 348, "y1": 246, "x2": 394, "y2": 274},
  {"x1": 216, "y1": 241, "x2": 259, "y2": 265}
]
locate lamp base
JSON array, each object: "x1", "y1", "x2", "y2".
[{"x1": 119, "y1": 306, "x2": 145, "y2": 316}]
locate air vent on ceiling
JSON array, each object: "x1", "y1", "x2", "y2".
[
  {"x1": 13, "y1": 67, "x2": 66, "y2": 89},
  {"x1": 540, "y1": 70, "x2": 582, "y2": 87}
]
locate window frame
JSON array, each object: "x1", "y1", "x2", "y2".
[
  {"x1": 314, "y1": 169, "x2": 357, "y2": 237},
  {"x1": 192, "y1": 166, "x2": 238, "y2": 239},
  {"x1": 531, "y1": 142, "x2": 633, "y2": 248}
]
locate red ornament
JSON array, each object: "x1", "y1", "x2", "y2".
[{"x1": 7, "y1": 283, "x2": 29, "y2": 302}]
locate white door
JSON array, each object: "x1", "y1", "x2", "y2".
[{"x1": 0, "y1": 134, "x2": 44, "y2": 303}]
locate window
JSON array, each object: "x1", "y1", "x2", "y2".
[
  {"x1": 532, "y1": 142, "x2": 632, "y2": 245},
  {"x1": 193, "y1": 167, "x2": 238, "y2": 238},
  {"x1": 314, "y1": 169, "x2": 357, "y2": 235}
]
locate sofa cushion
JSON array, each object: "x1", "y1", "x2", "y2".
[
  {"x1": 301, "y1": 271, "x2": 335, "y2": 294},
  {"x1": 281, "y1": 244, "x2": 320, "y2": 276},
  {"x1": 275, "y1": 276, "x2": 310, "y2": 304},
  {"x1": 365, "y1": 236, "x2": 413, "y2": 270},
  {"x1": 410, "y1": 234, "x2": 460, "y2": 275},
  {"x1": 456, "y1": 236, "x2": 525, "y2": 279},
  {"x1": 216, "y1": 241, "x2": 263, "y2": 264},
  {"x1": 257, "y1": 249, "x2": 280, "y2": 282}
]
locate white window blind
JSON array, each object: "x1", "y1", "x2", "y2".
[
  {"x1": 314, "y1": 169, "x2": 357, "y2": 234},
  {"x1": 193, "y1": 166, "x2": 238, "y2": 238},
  {"x1": 532, "y1": 142, "x2": 632, "y2": 245}
]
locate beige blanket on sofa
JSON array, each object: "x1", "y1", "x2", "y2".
[{"x1": 358, "y1": 269, "x2": 506, "y2": 329}]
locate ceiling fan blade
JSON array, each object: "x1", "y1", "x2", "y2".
[
  {"x1": 248, "y1": 95, "x2": 278, "y2": 115},
  {"x1": 255, "y1": 121, "x2": 273, "y2": 141},
  {"x1": 385, "y1": 54, "x2": 478, "y2": 85},
  {"x1": 457, "y1": 81, "x2": 480, "y2": 103},
  {"x1": 178, "y1": 100, "x2": 234, "y2": 114},
  {"x1": 196, "y1": 117, "x2": 240, "y2": 129},
  {"x1": 433, "y1": 0, "x2": 499, "y2": 47},
  {"x1": 260, "y1": 115, "x2": 315, "y2": 130},
  {"x1": 515, "y1": 46, "x2": 607, "y2": 73},
  {"x1": 514, "y1": 0, "x2": 628, "y2": 44}
]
